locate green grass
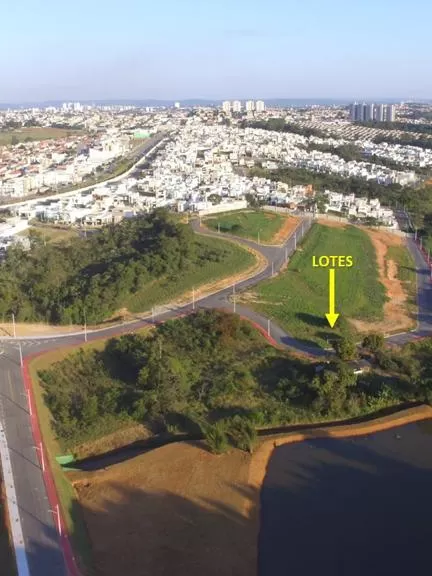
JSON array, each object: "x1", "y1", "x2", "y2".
[
  {"x1": 204, "y1": 210, "x2": 285, "y2": 243},
  {"x1": 0, "y1": 127, "x2": 82, "y2": 146},
  {"x1": 125, "y1": 235, "x2": 256, "y2": 313},
  {"x1": 251, "y1": 223, "x2": 387, "y2": 348}
]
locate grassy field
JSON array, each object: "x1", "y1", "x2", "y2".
[
  {"x1": 250, "y1": 223, "x2": 387, "y2": 348},
  {"x1": 22, "y1": 225, "x2": 80, "y2": 244},
  {"x1": 0, "y1": 476, "x2": 16, "y2": 576},
  {"x1": 125, "y1": 235, "x2": 256, "y2": 313},
  {"x1": 204, "y1": 210, "x2": 285, "y2": 243},
  {"x1": 0, "y1": 127, "x2": 81, "y2": 146}
]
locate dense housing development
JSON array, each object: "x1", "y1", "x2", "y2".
[{"x1": 1, "y1": 100, "x2": 432, "y2": 250}]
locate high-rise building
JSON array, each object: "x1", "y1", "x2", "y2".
[
  {"x1": 365, "y1": 103, "x2": 375, "y2": 122},
  {"x1": 255, "y1": 100, "x2": 265, "y2": 113},
  {"x1": 385, "y1": 104, "x2": 396, "y2": 122},
  {"x1": 375, "y1": 104, "x2": 385, "y2": 122},
  {"x1": 174, "y1": 102, "x2": 181, "y2": 109},
  {"x1": 222, "y1": 101, "x2": 232, "y2": 114},
  {"x1": 232, "y1": 100, "x2": 242, "y2": 113},
  {"x1": 350, "y1": 102, "x2": 394, "y2": 123},
  {"x1": 246, "y1": 100, "x2": 255, "y2": 112}
]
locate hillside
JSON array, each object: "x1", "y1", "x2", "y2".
[{"x1": 0, "y1": 210, "x2": 255, "y2": 324}]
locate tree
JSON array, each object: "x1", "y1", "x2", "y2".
[
  {"x1": 334, "y1": 336, "x2": 357, "y2": 361},
  {"x1": 362, "y1": 333, "x2": 385, "y2": 353}
]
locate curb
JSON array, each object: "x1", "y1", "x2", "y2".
[{"x1": 22, "y1": 356, "x2": 80, "y2": 576}]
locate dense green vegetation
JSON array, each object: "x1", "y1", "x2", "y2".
[
  {"x1": 251, "y1": 224, "x2": 387, "y2": 347},
  {"x1": 0, "y1": 210, "x2": 254, "y2": 324},
  {"x1": 38, "y1": 310, "x2": 431, "y2": 456},
  {"x1": 204, "y1": 210, "x2": 285, "y2": 242},
  {"x1": 243, "y1": 118, "x2": 327, "y2": 138},
  {"x1": 249, "y1": 165, "x2": 406, "y2": 204}
]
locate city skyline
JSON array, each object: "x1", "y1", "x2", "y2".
[{"x1": 1, "y1": 0, "x2": 431, "y2": 102}]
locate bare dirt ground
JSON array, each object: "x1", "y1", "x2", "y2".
[
  {"x1": 69, "y1": 407, "x2": 432, "y2": 576},
  {"x1": 71, "y1": 442, "x2": 256, "y2": 576},
  {"x1": 270, "y1": 215, "x2": 299, "y2": 245},
  {"x1": 349, "y1": 228, "x2": 415, "y2": 334}
]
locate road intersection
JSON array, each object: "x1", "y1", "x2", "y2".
[{"x1": 0, "y1": 216, "x2": 431, "y2": 575}]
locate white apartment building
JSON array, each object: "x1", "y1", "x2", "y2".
[
  {"x1": 246, "y1": 100, "x2": 255, "y2": 112},
  {"x1": 232, "y1": 101, "x2": 242, "y2": 113},
  {"x1": 222, "y1": 101, "x2": 232, "y2": 114},
  {"x1": 255, "y1": 100, "x2": 266, "y2": 113}
]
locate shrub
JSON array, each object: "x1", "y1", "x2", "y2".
[
  {"x1": 226, "y1": 416, "x2": 257, "y2": 453},
  {"x1": 362, "y1": 333, "x2": 385, "y2": 352},
  {"x1": 203, "y1": 421, "x2": 229, "y2": 454}
]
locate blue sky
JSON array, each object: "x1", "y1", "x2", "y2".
[{"x1": 1, "y1": 0, "x2": 431, "y2": 102}]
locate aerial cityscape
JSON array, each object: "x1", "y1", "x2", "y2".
[{"x1": 1, "y1": 1, "x2": 432, "y2": 576}]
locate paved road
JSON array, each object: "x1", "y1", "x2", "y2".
[{"x1": 1, "y1": 215, "x2": 432, "y2": 575}]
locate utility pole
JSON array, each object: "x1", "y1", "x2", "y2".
[
  {"x1": 267, "y1": 318, "x2": 271, "y2": 336},
  {"x1": 18, "y1": 342, "x2": 23, "y2": 367},
  {"x1": 271, "y1": 262, "x2": 274, "y2": 277},
  {"x1": 12, "y1": 313, "x2": 16, "y2": 339},
  {"x1": 294, "y1": 232, "x2": 297, "y2": 251},
  {"x1": 83, "y1": 309, "x2": 87, "y2": 342}
]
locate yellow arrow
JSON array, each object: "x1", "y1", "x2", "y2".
[{"x1": 325, "y1": 268, "x2": 339, "y2": 328}]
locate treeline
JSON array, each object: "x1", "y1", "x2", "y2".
[
  {"x1": 0, "y1": 210, "x2": 231, "y2": 324},
  {"x1": 243, "y1": 118, "x2": 327, "y2": 139},
  {"x1": 307, "y1": 142, "x2": 430, "y2": 176},
  {"x1": 249, "y1": 165, "x2": 406, "y2": 202},
  {"x1": 38, "y1": 310, "x2": 432, "y2": 454}
]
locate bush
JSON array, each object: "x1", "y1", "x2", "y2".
[
  {"x1": 226, "y1": 416, "x2": 257, "y2": 453},
  {"x1": 334, "y1": 337, "x2": 357, "y2": 361},
  {"x1": 362, "y1": 333, "x2": 385, "y2": 352},
  {"x1": 202, "y1": 421, "x2": 229, "y2": 454}
]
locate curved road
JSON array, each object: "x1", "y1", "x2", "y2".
[{"x1": 0, "y1": 216, "x2": 431, "y2": 575}]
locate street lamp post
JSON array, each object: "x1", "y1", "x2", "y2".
[{"x1": 12, "y1": 313, "x2": 16, "y2": 338}]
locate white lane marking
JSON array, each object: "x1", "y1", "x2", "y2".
[{"x1": 0, "y1": 398, "x2": 31, "y2": 576}]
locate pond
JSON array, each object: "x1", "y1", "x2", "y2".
[{"x1": 259, "y1": 421, "x2": 432, "y2": 576}]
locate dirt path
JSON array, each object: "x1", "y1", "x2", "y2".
[
  {"x1": 270, "y1": 215, "x2": 299, "y2": 245},
  {"x1": 349, "y1": 228, "x2": 415, "y2": 334}
]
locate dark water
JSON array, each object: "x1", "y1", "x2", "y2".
[{"x1": 259, "y1": 421, "x2": 432, "y2": 576}]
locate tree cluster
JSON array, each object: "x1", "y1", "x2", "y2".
[
  {"x1": 0, "y1": 210, "x2": 230, "y2": 324},
  {"x1": 38, "y1": 311, "x2": 422, "y2": 453}
]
